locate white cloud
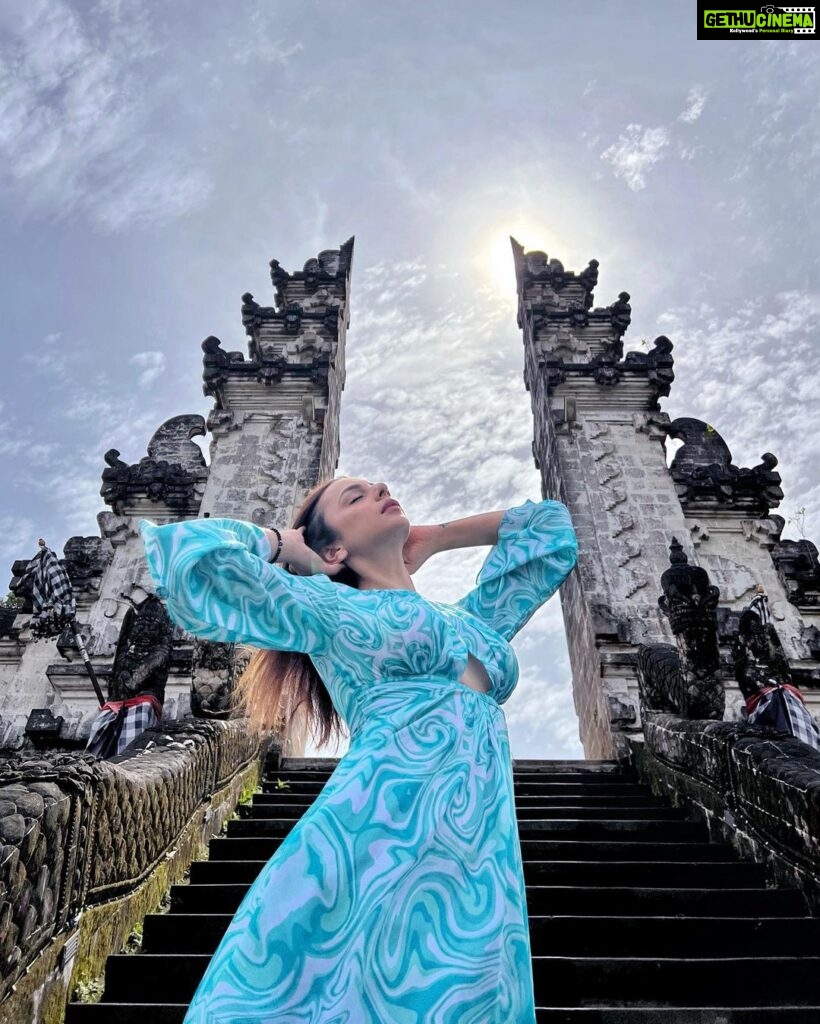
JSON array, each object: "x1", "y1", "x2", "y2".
[
  {"x1": 230, "y1": 39, "x2": 303, "y2": 66},
  {"x1": 599, "y1": 84, "x2": 709, "y2": 190},
  {"x1": 600, "y1": 124, "x2": 670, "y2": 191},
  {"x1": 301, "y1": 257, "x2": 581, "y2": 758},
  {"x1": 128, "y1": 350, "x2": 166, "y2": 387},
  {"x1": 0, "y1": 513, "x2": 38, "y2": 563},
  {"x1": 0, "y1": 0, "x2": 212, "y2": 231},
  {"x1": 227, "y1": 4, "x2": 303, "y2": 66},
  {"x1": 658, "y1": 289, "x2": 820, "y2": 541},
  {"x1": 678, "y1": 86, "x2": 707, "y2": 123}
]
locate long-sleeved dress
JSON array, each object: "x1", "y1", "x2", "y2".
[{"x1": 137, "y1": 498, "x2": 578, "y2": 1024}]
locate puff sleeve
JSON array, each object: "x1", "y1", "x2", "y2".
[
  {"x1": 455, "y1": 499, "x2": 578, "y2": 642},
  {"x1": 137, "y1": 517, "x2": 340, "y2": 656}
]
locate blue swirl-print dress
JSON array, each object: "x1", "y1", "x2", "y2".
[{"x1": 138, "y1": 498, "x2": 578, "y2": 1024}]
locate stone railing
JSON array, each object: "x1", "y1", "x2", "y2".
[
  {"x1": 631, "y1": 717, "x2": 820, "y2": 912},
  {"x1": 0, "y1": 718, "x2": 266, "y2": 1021},
  {"x1": 633, "y1": 537, "x2": 820, "y2": 914}
]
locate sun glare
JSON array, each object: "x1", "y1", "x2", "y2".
[
  {"x1": 486, "y1": 233, "x2": 519, "y2": 294},
  {"x1": 481, "y1": 224, "x2": 557, "y2": 298}
]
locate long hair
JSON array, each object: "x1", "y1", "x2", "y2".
[{"x1": 230, "y1": 477, "x2": 362, "y2": 753}]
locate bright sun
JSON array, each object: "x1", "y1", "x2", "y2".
[
  {"x1": 486, "y1": 233, "x2": 519, "y2": 294},
  {"x1": 482, "y1": 226, "x2": 553, "y2": 296}
]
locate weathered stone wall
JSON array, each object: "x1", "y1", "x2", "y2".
[
  {"x1": 513, "y1": 241, "x2": 820, "y2": 757},
  {"x1": 0, "y1": 718, "x2": 263, "y2": 1023},
  {"x1": 631, "y1": 717, "x2": 820, "y2": 913}
]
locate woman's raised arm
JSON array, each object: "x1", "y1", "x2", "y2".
[
  {"x1": 138, "y1": 517, "x2": 341, "y2": 655},
  {"x1": 452, "y1": 499, "x2": 578, "y2": 641}
]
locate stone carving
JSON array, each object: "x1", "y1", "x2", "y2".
[
  {"x1": 607, "y1": 291, "x2": 632, "y2": 337},
  {"x1": 766, "y1": 515, "x2": 820, "y2": 608},
  {"x1": 202, "y1": 335, "x2": 273, "y2": 399},
  {"x1": 633, "y1": 410, "x2": 672, "y2": 440},
  {"x1": 59, "y1": 536, "x2": 113, "y2": 597},
  {"x1": 536, "y1": 335, "x2": 674, "y2": 402},
  {"x1": 577, "y1": 258, "x2": 599, "y2": 297},
  {"x1": 637, "y1": 538, "x2": 724, "y2": 720},
  {"x1": 190, "y1": 639, "x2": 252, "y2": 719},
  {"x1": 108, "y1": 595, "x2": 173, "y2": 703},
  {"x1": 731, "y1": 591, "x2": 792, "y2": 701},
  {"x1": 622, "y1": 335, "x2": 675, "y2": 399},
  {"x1": 0, "y1": 721, "x2": 260, "y2": 1007},
  {"x1": 591, "y1": 353, "x2": 621, "y2": 386},
  {"x1": 269, "y1": 237, "x2": 355, "y2": 308},
  {"x1": 240, "y1": 292, "x2": 269, "y2": 335},
  {"x1": 511, "y1": 237, "x2": 599, "y2": 310},
  {"x1": 100, "y1": 415, "x2": 208, "y2": 512},
  {"x1": 666, "y1": 418, "x2": 784, "y2": 514}
]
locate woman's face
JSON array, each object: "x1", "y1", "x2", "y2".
[{"x1": 317, "y1": 477, "x2": 408, "y2": 562}]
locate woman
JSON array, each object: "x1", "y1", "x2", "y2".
[{"x1": 138, "y1": 477, "x2": 578, "y2": 1024}]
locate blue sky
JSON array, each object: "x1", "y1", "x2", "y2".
[{"x1": 1, "y1": 1, "x2": 818, "y2": 759}]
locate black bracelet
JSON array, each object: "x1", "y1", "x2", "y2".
[{"x1": 268, "y1": 526, "x2": 283, "y2": 564}]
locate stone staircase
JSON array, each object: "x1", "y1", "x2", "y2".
[{"x1": 64, "y1": 756, "x2": 820, "y2": 1022}]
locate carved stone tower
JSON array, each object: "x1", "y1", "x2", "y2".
[
  {"x1": 202, "y1": 239, "x2": 353, "y2": 524},
  {"x1": 0, "y1": 239, "x2": 353, "y2": 754},
  {"x1": 513, "y1": 239, "x2": 819, "y2": 758}
]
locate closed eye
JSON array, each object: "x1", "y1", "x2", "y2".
[{"x1": 351, "y1": 495, "x2": 362, "y2": 503}]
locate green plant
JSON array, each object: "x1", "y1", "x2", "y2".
[{"x1": 0, "y1": 592, "x2": 24, "y2": 609}]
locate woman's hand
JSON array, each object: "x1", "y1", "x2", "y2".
[
  {"x1": 402, "y1": 524, "x2": 441, "y2": 576},
  {"x1": 266, "y1": 526, "x2": 346, "y2": 578}
]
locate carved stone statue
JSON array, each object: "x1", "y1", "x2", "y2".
[
  {"x1": 109, "y1": 595, "x2": 173, "y2": 703},
  {"x1": 636, "y1": 538, "x2": 724, "y2": 721}
]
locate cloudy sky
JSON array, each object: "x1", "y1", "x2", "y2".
[{"x1": 1, "y1": 1, "x2": 817, "y2": 760}]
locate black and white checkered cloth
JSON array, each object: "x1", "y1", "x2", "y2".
[
  {"x1": 747, "y1": 592, "x2": 771, "y2": 625},
  {"x1": 85, "y1": 694, "x2": 162, "y2": 759},
  {"x1": 748, "y1": 683, "x2": 820, "y2": 751},
  {"x1": 742, "y1": 591, "x2": 820, "y2": 749},
  {"x1": 25, "y1": 545, "x2": 75, "y2": 634}
]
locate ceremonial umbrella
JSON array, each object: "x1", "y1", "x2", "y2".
[{"x1": 25, "y1": 538, "x2": 105, "y2": 707}]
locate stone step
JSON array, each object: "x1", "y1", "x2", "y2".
[
  {"x1": 141, "y1": 911, "x2": 820, "y2": 958},
  {"x1": 62, "y1": 757, "x2": 819, "y2": 1022},
  {"x1": 166, "y1": 881, "x2": 804, "y2": 917},
  {"x1": 530, "y1": 916, "x2": 820, "y2": 957},
  {"x1": 519, "y1": 839, "x2": 742, "y2": 861},
  {"x1": 259, "y1": 780, "x2": 655, "y2": 800},
  {"x1": 252, "y1": 789, "x2": 670, "y2": 806},
  {"x1": 62, "y1": 1004, "x2": 820, "y2": 1023},
  {"x1": 205, "y1": 834, "x2": 742, "y2": 862},
  {"x1": 266, "y1": 757, "x2": 632, "y2": 777},
  {"x1": 531, "y1": 956, "x2": 820, "y2": 1006},
  {"x1": 533, "y1": 1010, "x2": 820, "y2": 1023},
  {"x1": 188, "y1": 857, "x2": 766, "y2": 889},
  {"x1": 511, "y1": 759, "x2": 632, "y2": 773},
  {"x1": 262, "y1": 769, "x2": 640, "y2": 786},
  {"x1": 524, "y1": 886, "x2": 806, "y2": 917},
  {"x1": 240, "y1": 801, "x2": 692, "y2": 821},
  {"x1": 224, "y1": 815, "x2": 709, "y2": 841},
  {"x1": 262, "y1": 766, "x2": 638, "y2": 780},
  {"x1": 91, "y1": 953, "x2": 820, "y2": 1006}
]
